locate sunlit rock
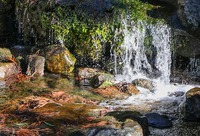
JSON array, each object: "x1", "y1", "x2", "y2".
[
  {"x1": 145, "y1": 113, "x2": 172, "y2": 129},
  {"x1": 86, "y1": 119, "x2": 143, "y2": 136},
  {"x1": 92, "y1": 83, "x2": 139, "y2": 99},
  {"x1": 92, "y1": 86, "x2": 124, "y2": 99},
  {"x1": 76, "y1": 67, "x2": 114, "y2": 87},
  {"x1": 132, "y1": 78, "x2": 155, "y2": 92},
  {"x1": 184, "y1": 87, "x2": 200, "y2": 121},
  {"x1": 106, "y1": 111, "x2": 149, "y2": 136},
  {"x1": 0, "y1": 48, "x2": 13, "y2": 62},
  {"x1": 26, "y1": 54, "x2": 45, "y2": 77},
  {"x1": 77, "y1": 67, "x2": 100, "y2": 79},
  {"x1": 115, "y1": 82, "x2": 140, "y2": 95},
  {"x1": 0, "y1": 62, "x2": 20, "y2": 79},
  {"x1": 44, "y1": 44, "x2": 76, "y2": 76}
]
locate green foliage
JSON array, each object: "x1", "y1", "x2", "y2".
[{"x1": 16, "y1": 0, "x2": 158, "y2": 61}]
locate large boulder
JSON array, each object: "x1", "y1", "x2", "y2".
[
  {"x1": 184, "y1": 87, "x2": 200, "y2": 121},
  {"x1": 44, "y1": 45, "x2": 76, "y2": 76},
  {"x1": 26, "y1": 54, "x2": 45, "y2": 77}
]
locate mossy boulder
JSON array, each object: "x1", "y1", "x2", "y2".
[
  {"x1": 0, "y1": 48, "x2": 13, "y2": 62},
  {"x1": 44, "y1": 44, "x2": 76, "y2": 76}
]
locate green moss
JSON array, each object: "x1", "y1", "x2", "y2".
[{"x1": 16, "y1": 0, "x2": 161, "y2": 62}]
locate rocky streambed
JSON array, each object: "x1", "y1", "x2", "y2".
[{"x1": 0, "y1": 46, "x2": 199, "y2": 136}]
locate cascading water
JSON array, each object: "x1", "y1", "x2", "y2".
[
  {"x1": 115, "y1": 19, "x2": 171, "y2": 84},
  {"x1": 101, "y1": 19, "x2": 198, "y2": 110}
]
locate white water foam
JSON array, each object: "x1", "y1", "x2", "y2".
[
  {"x1": 115, "y1": 20, "x2": 171, "y2": 84},
  {"x1": 105, "y1": 20, "x2": 199, "y2": 108}
]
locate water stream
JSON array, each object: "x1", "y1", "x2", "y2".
[
  {"x1": 102, "y1": 19, "x2": 198, "y2": 112},
  {"x1": 100, "y1": 19, "x2": 200, "y2": 135}
]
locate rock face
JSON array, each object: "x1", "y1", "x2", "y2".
[
  {"x1": 26, "y1": 54, "x2": 45, "y2": 77},
  {"x1": 145, "y1": 113, "x2": 172, "y2": 129},
  {"x1": 177, "y1": 0, "x2": 200, "y2": 29},
  {"x1": 184, "y1": 87, "x2": 200, "y2": 121},
  {"x1": 44, "y1": 45, "x2": 76, "y2": 76}
]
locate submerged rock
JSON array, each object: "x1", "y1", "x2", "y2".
[
  {"x1": 26, "y1": 54, "x2": 45, "y2": 77},
  {"x1": 184, "y1": 87, "x2": 200, "y2": 121},
  {"x1": 145, "y1": 113, "x2": 172, "y2": 129},
  {"x1": 44, "y1": 44, "x2": 76, "y2": 76}
]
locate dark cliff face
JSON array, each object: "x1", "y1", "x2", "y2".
[{"x1": 0, "y1": 0, "x2": 17, "y2": 47}]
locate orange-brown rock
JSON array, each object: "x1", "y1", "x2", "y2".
[{"x1": 92, "y1": 83, "x2": 139, "y2": 99}]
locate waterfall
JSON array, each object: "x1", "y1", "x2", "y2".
[{"x1": 115, "y1": 20, "x2": 171, "y2": 84}]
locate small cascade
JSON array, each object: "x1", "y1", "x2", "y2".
[{"x1": 115, "y1": 19, "x2": 171, "y2": 84}]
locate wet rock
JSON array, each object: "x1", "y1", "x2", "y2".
[
  {"x1": 44, "y1": 44, "x2": 76, "y2": 76},
  {"x1": 106, "y1": 111, "x2": 149, "y2": 136},
  {"x1": 115, "y1": 82, "x2": 139, "y2": 95},
  {"x1": 92, "y1": 83, "x2": 139, "y2": 99},
  {"x1": 91, "y1": 86, "x2": 124, "y2": 99},
  {"x1": 184, "y1": 87, "x2": 200, "y2": 121},
  {"x1": 168, "y1": 91, "x2": 184, "y2": 97},
  {"x1": 33, "y1": 103, "x2": 107, "y2": 122},
  {"x1": 76, "y1": 68, "x2": 114, "y2": 87},
  {"x1": 86, "y1": 119, "x2": 143, "y2": 136},
  {"x1": 0, "y1": 48, "x2": 13, "y2": 62},
  {"x1": 77, "y1": 68, "x2": 100, "y2": 79},
  {"x1": 26, "y1": 54, "x2": 45, "y2": 77},
  {"x1": 90, "y1": 73, "x2": 114, "y2": 88},
  {"x1": 132, "y1": 78, "x2": 155, "y2": 91},
  {"x1": 145, "y1": 113, "x2": 172, "y2": 129},
  {"x1": 0, "y1": 62, "x2": 20, "y2": 79}
]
